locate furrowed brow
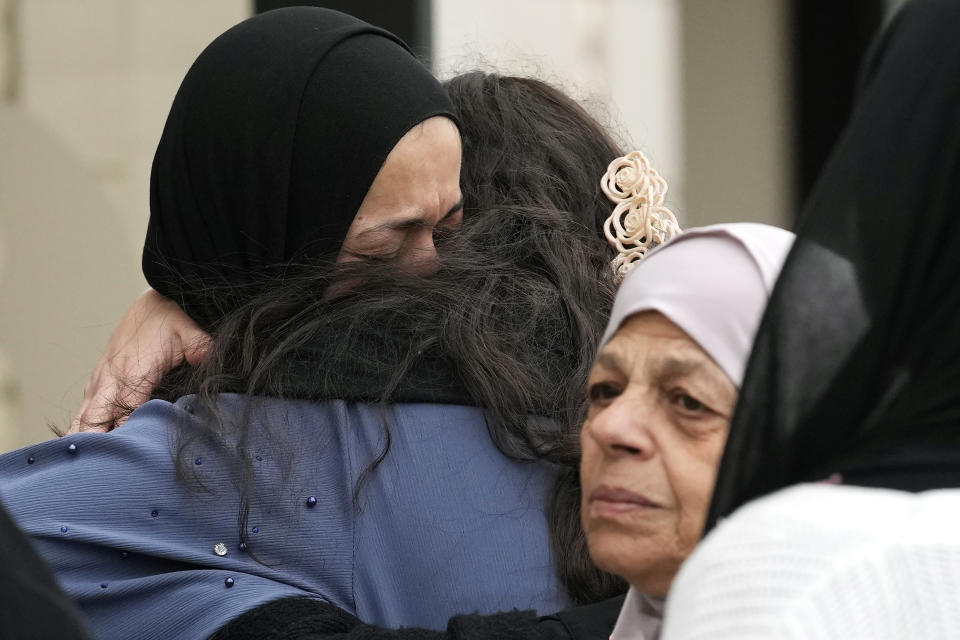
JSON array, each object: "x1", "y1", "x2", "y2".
[
  {"x1": 355, "y1": 217, "x2": 426, "y2": 237},
  {"x1": 595, "y1": 352, "x2": 627, "y2": 377},
  {"x1": 355, "y1": 197, "x2": 464, "y2": 238},
  {"x1": 657, "y1": 357, "x2": 707, "y2": 380}
]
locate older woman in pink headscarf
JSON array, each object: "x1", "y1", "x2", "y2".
[{"x1": 580, "y1": 223, "x2": 794, "y2": 639}]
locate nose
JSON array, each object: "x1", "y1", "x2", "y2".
[{"x1": 583, "y1": 393, "x2": 657, "y2": 461}]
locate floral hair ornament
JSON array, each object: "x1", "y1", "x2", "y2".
[{"x1": 601, "y1": 150, "x2": 681, "y2": 278}]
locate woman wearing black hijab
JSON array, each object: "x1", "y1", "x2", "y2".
[
  {"x1": 0, "y1": 9, "x2": 578, "y2": 640},
  {"x1": 657, "y1": 0, "x2": 960, "y2": 635},
  {"x1": 144, "y1": 6, "x2": 463, "y2": 324}
]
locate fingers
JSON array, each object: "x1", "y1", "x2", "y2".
[
  {"x1": 69, "y1": 410, "x2": 113, "y2": 434},
  {"x1": 176, "y1": 317, "x2": 211, "y2": 368},
  {"x1": 69, "y1": 398, "x2": 117, "y2": 434},
  {"x1": 68, "y1": 362, "x2": 153, "y2": 434},
  {"x1": 68, "y1": 369, "x2": 113, "y2": 434},
  {"x1": 67, "y1": 289, "x2": 212, "y2": 434}
]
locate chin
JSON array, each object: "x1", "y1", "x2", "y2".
[
  {"x1": 586, "y1": 526, "x2": 642, "y2": 576},
  {"x1": 586, "y1": 527, "x2": 675, "y2": 597}
]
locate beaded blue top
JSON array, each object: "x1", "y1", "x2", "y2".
[{"x1": 0, "y1": 396, "x2": 566, "y2": 639}]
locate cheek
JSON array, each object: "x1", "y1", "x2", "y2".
[{"x1": 665, "y1": 438, "x2": 726, "y2": 547}]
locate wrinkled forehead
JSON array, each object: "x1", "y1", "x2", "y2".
[{"x1": 598, "y1": 311, "x2": 725, "y2": 381}]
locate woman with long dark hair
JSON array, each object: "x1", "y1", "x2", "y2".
[{"x1": 0, "y1": 14, "x2": 634, "y2": 634}]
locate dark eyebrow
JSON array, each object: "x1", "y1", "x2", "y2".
[
  {"x1": 355, "y1": 197, "x2": 465, "y2": 238},
  {"x1": 658, "y1": 357, "x2": 706, "y2": 380},
  {"x1": 595, "y1": 352, "x2": 627, "y2": 376}
]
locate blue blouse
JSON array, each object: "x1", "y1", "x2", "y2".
[{"x1": 0, "y1": 396, "x2": 567, "y2": 639}]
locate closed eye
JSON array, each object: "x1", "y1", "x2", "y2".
[{"x1": 341, "y1": 245, "x2": 401, "y2": 262}]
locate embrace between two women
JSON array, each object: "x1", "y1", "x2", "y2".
[{"x1": 4, "y1": 1, "x2": 960, "y2": 638}]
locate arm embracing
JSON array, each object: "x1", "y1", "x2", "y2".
[{"x1": 69, "y1": 289, "x2": 209, "y2": 433}]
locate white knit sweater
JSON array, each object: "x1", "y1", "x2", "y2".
[{"x1": 660, "y1": 484, "x2": 960, "y2": 639}]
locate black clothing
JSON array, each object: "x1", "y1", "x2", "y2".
[
  {"x1": 708, "y1": 0, "x2": 960, "y2": 530},
  {"x1": 537, "y1": 596, "x2": 629, "y2": 639},
  {"x1": 143, "y1": 7, "x2": 456, "y2": 329},
  {"x1": 282, "y1": 324, "x2": 474, "y2": 406},
  {"x1": 208, "y1": 595, "x2": 625, "y2": 640},
  {"x1": 0, "y1": 501, "x2": 91, "y2": 639}
]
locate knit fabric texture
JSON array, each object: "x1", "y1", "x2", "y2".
[{"x1": 662, "y1": 484, "x2": 960, "y2": 639}]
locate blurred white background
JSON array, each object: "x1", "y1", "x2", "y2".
[{"x1": 0, "y1": 0, "x2": 796, "y2": 448}]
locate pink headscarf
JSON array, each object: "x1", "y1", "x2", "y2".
[{"x1": 600, "y1": 223, "x2": 795, "y2": 387}]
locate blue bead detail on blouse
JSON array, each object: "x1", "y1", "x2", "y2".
[{"x1": 0, "y1": 396, "x2": 566, "y2": 637}]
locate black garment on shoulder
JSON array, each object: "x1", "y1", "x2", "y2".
[
  {"x1": 208, "y1": 595, "x2": 625, "y2": 640},
  {"x1": 0, "y1": 501, "x2": 91, "y2": 639}
]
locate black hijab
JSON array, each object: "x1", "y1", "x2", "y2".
[
  {"x1": 707, "y1": 0, "x2": 960, "y2": 530},
  {"x1": 143, "y1": 7, "x2": 457, "y2": 329}
]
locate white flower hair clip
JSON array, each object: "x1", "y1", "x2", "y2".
[{"x1": 600, "y1": 150, "x2": 681, "y2": 278}]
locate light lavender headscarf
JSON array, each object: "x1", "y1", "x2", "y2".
[
  {"x1": 604, "y1": 222, "x2": 795, "y2": 640},
  {"x1": 600, "y1": 223, "x2": 795, "y2": 387}
]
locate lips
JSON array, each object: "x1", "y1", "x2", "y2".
[{"x1": 589, "y1": 485, "x2": 662, "y2": 516}]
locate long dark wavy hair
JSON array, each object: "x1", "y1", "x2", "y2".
[{"x1": 156, "y1": 72, "x2": 627, "y2": 604}]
